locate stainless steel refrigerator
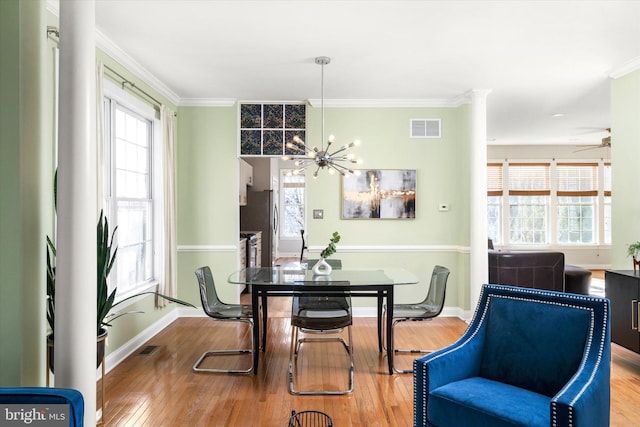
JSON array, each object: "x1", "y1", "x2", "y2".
[{"x1": 240, "y1": 190, "x2": 278, "y2": 267}]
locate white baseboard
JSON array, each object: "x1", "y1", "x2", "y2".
[
  {"x1": 102, "y1": 308, "x2": 196, "y2": 375},
  {"x1": 102, "y1": 305, "x2": 469, "y2": 376}
]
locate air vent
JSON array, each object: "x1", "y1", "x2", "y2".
[
  {"x1": 138, "y1": 345, "x2": 158, "y2": 355},
  {"x1": 410, "y1": 119, "x2": 441, "y2": 138}
]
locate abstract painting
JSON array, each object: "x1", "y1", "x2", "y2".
[{"x1": 342, "y1": 169, "x2": 416, "y2": 219}]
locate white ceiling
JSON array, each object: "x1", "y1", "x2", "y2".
[{"x1": 54, "y1": 1, "x2": 640, "y2": 145}]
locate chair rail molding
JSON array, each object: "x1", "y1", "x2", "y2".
[
  {"x1": 308, "y1": 244, "x2": 470, "y2": 254},
  {"x1": 177, "y1": 244, "x2": 237, "y2": 252}
]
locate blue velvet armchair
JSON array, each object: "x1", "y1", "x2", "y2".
[
  {"x1": 0, "y1": 387, "x2": 84, "y2": 426},
  {"x1": 414, "y1": 284, "x2": 610, "y2": 427}
]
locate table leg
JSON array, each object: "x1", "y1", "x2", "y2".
[
  {"x1": 251, "y1": 290, "x2": 260, "y2": 374},
  {"x1": 386, "y1": 286, "x2": 394, "y2": 375},
  {"x1": 261, "y1": 292, "x2": 268, "y2": 351},
  {"x1": 377, "y1": 290, "x2": 384, "y2": 353}
]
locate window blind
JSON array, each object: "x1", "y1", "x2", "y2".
[
  {"x1": 487, "y1": 163, "x2": 503, "y2": 196},
  {"x1": 508, "y1": 163, "x2": 550, "y2": 196},
  {"x1": 604, "y1": 163, "x2": 611, "y2": 197},
  {"x1": 556, "y1": 163, "x2": 598, "y2": 197}
]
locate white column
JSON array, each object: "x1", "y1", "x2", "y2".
[
  {"x1": 469, "y1": 89, "x2": 491, "y2": 313},
  {"x1": 56, "y1": 1, "x2": 97, "y2": 426}
]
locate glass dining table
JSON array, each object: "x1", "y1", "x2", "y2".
[{"x1": 228, "y1": 266, "x2": 419, "y2": 375}]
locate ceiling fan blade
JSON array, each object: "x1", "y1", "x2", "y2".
[{"x1": 573, "y1": 145, "x2": 602, "y2": 153}]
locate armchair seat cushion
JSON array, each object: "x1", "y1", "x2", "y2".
[{"x1": 429, "y1": 377, "x2": 549, "y2": 427}]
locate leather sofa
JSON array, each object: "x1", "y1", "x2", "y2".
[{"x1": 488, "y1": 250, "x2": 565, "y2": 292}]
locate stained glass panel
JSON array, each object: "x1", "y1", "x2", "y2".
[
  {"x1": 240, "y1": 130, "x2": 262, "y2": 155},
  {"x1": 263, "y1": 130, "x2": 283, "y2": 155},
  {"x1": 263, "y1": 104, "x2": 284, "y2": 128},
  {"x1": 240, "y1": 104, "x2": 262, "y2": 128},
  {"x1": 285, "y1": 104, "x2": 306, "y2": 128}
]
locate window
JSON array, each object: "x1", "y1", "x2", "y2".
[
  {"x1": 508, "y1": 163, "x2": 550, "y2": 244},
  {"x1": 280, "y1": 170, "x2": 305, "y2": 238},
  {"x1": 604, "y1": 163, "x2": 612, "y2": 244},
  {"x1": 556, "y1": 164, "x2": 597, "y2": 244},
  {"x1": 488, "y1": 160, "x2": 611, "y2": 247},
  {"x1": 103, "y1": 83, "x2": 158, "y2": 297},
  {"x1": 487, "y1": 163, "x2": 503, "y2": 245}
]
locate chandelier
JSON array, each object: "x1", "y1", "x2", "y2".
[{"x1": 284, "y1": 56, "x2": 363, "y2": 178}]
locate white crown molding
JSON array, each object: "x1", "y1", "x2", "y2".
[
  {"x1": 609, "y1": 56, "x2": 640, "y2": 79},
  {"x1": 45, "y1": 0, "x2": 181, "y2": 106},
  {"x1": 95, "y1": 29, "x2": 181, "y2": 106},
  {"x1": 179, "y1": 98, "x2": 237, "y2": 107},
  {"x1": 308, "y1": 97, "x2": 469, "y2": 108}
]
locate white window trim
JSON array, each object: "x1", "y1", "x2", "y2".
[
  {"x1": 279, "y1": 168, "x2": 306, "y2": 241},
  {"x1": 489, "y1": 158, "x2": 612, "y2": 250},
  {"x1": 102, "y1": 78, "x2": 163, "y2": 305}
]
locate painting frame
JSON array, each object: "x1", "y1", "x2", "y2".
[{"x1": 341, "y1": 169, "x2": 417, "y2": 219}]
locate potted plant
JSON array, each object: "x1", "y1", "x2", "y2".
[
  {"x1": 312, "y1": 231, "x2": 341, "y2": 276},
  {"x1": 46, "y1": 209, "x2": 194, "y2": 371},
  {"x1": 626, "y1": 241, "x2": 640, "y2": 273}
]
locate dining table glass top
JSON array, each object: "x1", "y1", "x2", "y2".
[{"x1": 228, "y1": 267, "x2": 419, "y2": 288}]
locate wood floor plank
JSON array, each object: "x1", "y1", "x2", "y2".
[{"x1": 101, "y1": 313, "x2": 640, "y2": 426}]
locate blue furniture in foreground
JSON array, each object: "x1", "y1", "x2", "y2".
[
  {"x1": 414, "y1": 284, "x2": 610, "y2": 427},
  {"x1": 0, "y1": 387, "x2": 84, "y2": 426}
]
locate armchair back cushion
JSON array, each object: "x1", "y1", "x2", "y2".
[{"x1": 480, "y1": 295, "x2": 589, "y2": 396}]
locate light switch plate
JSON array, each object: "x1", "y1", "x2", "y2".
[
  {"x1": 313, "y1": 209, "x2": 324, "y2": 219},
  {"x1": 438, "y1": 203, "x2": 450, "y2": 212}
]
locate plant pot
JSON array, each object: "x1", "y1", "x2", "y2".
[
  {"x1": 312, "y1": 258, "x2": 332, "y2": 276},
  {"x1": 47, "y1": 328, "x2": 108, "y2": 374}
]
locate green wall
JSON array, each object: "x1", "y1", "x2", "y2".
[
  {"x1": 0, "y1": 0, "x2": 50, "y2": 387},
  {"x1": 176, "y1": 106, "x2": 241, "y2": 305},
  {"x1": 0, "y1": 0, "x2": 23, "y2": 386},
  {"x1": 304, "y1": 105, "x2": 471, "y2": 309},
  {"x1": 175, "y1": 103, "x2": 473, "y2": 310},
  {"x1": 611, "y1": 69, "x2": 640, "y2": 269}
]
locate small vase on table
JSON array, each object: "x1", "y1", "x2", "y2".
[{"x1": 312, "y1": 258, "x2": 332, "y2": 276}]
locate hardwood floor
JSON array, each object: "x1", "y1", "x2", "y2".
[{"x1": 99, "y1": 300, "x2": 640, "y2": 426}]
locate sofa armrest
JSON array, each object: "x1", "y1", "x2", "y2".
[{"x1": 414, "y1": 336, "x2": 484, "y2": 427}]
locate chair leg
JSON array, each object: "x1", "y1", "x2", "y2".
[
  {"x1": 382, "y1": 316, "x2": 435, "y2": 374},
  {"x1": 288, "y1": 326, "x2": 354, "y2": 395},
  {"x1": 193, "y1": 319, "x2": 254, "y2": 374}
]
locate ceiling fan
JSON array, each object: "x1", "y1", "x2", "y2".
[{"x1": 573, "y1": 128, "x2": 611, "y2": 153}]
